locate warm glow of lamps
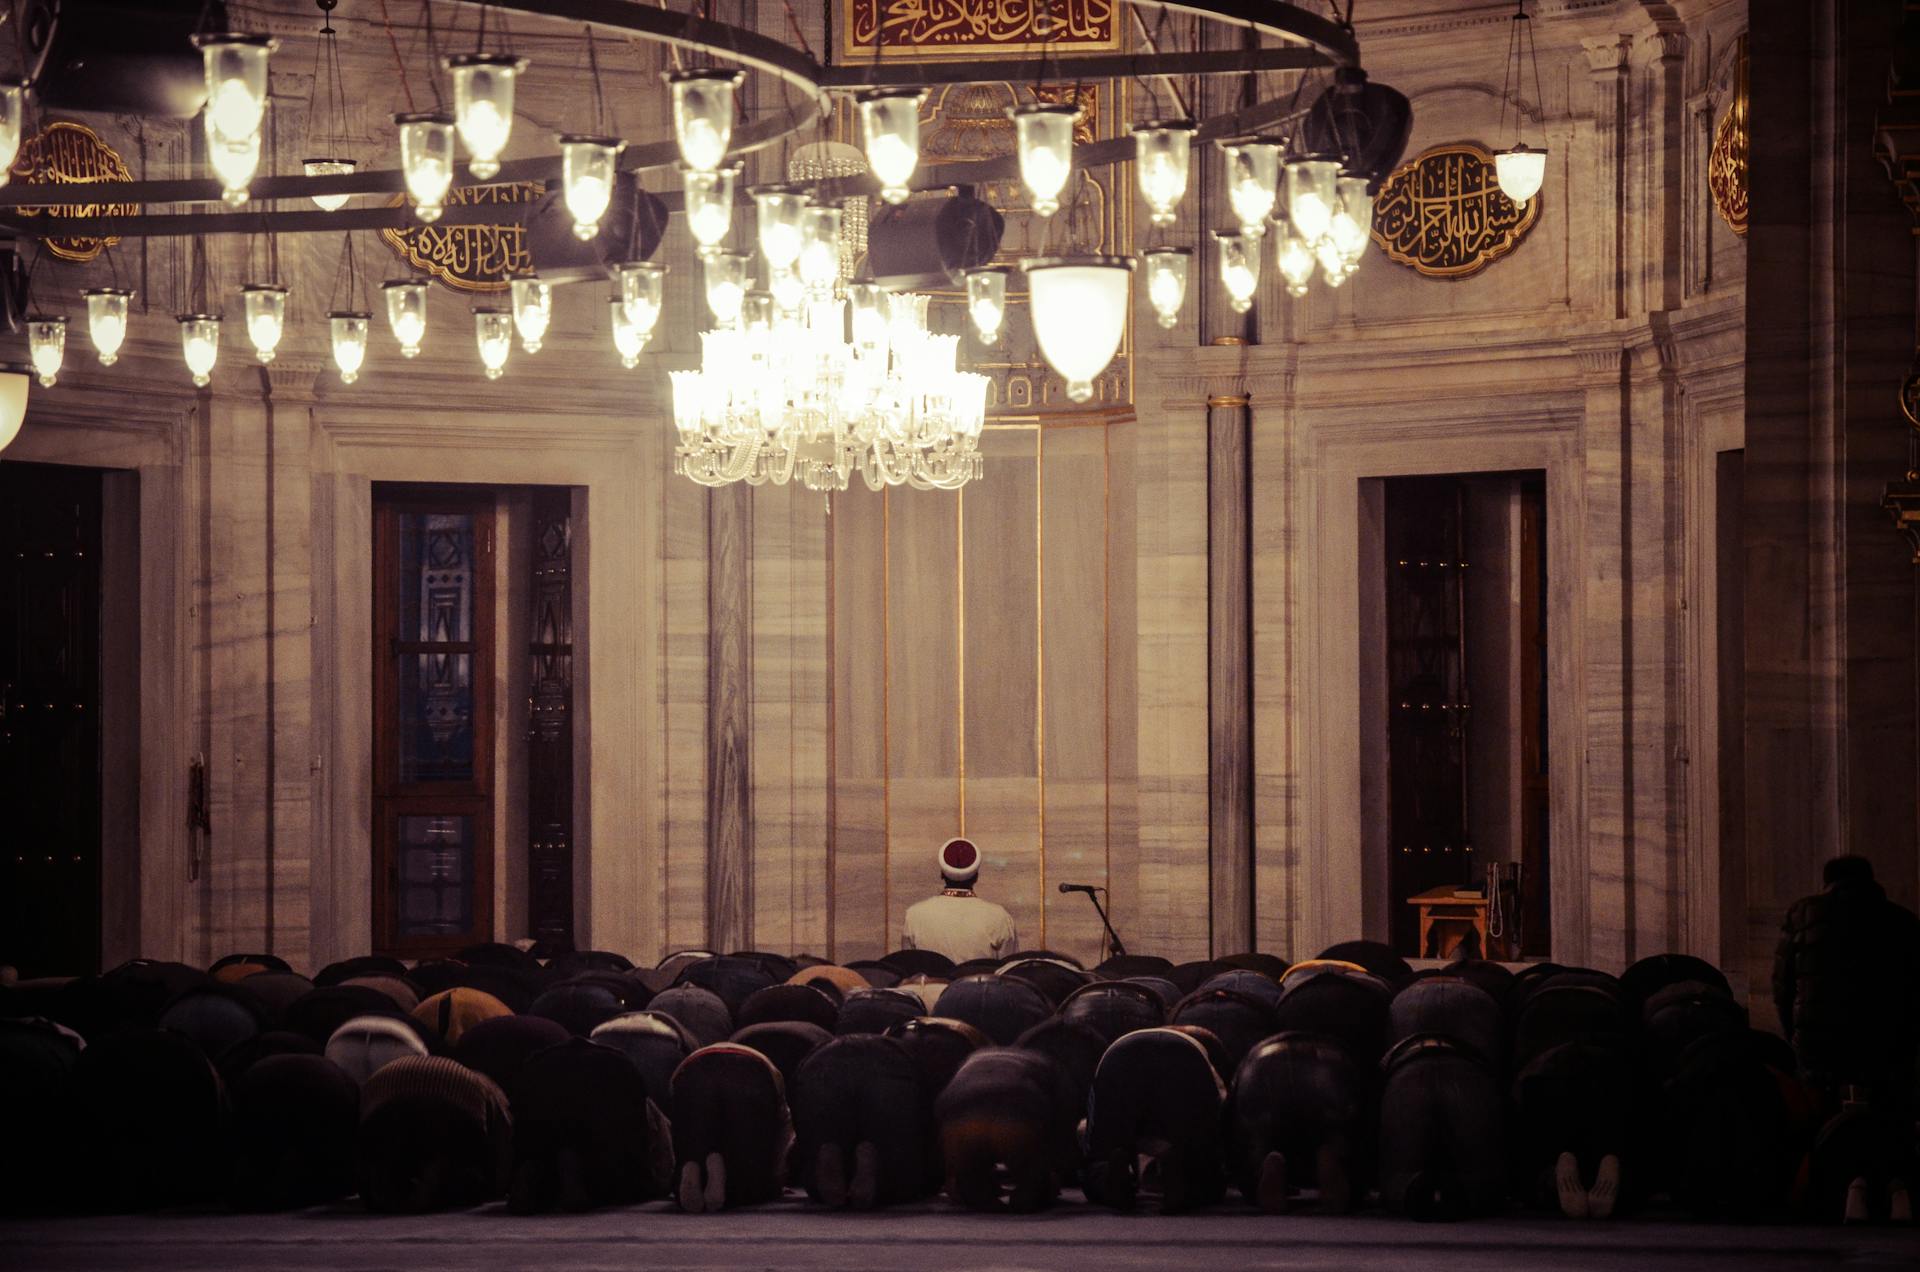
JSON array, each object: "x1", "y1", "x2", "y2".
[
  {"x1": 0, "y1": 78, "x2": 26, "y2": 184},
  {"x1": 612, "y1": 262, "x2": 666, "y2": 337},
  {"x1": 1329, "y1": 174, "x2": 1374, "y2": 272},
  {"x1": 473, "y1": 307, "x2": 512, "y2": 379},
  {"x1": 798, "y1": 204, "x2": 843, "y2": 296},
  {"x1": 178, "y1": 314, "x2": 222, "y2": 387},
  {"x1": 964, "y1": 267, "x2": 1008, "y2": 344},
  {"x1": 1285, "y1": 155, "x2": 1342, "y2": 243},
  {"x1": 509, "y1": 275, "x2": 552, "y2": 353},
  {"x1": 1273, "y1": 218, "x2": 1315, "y2": 297},
  {"x1": 682, "y1": 164, "x2": 738, "y2": 255},
  {"x1": 752, "y1": 184, "x2": 809, "y2": 271},
  {"x1": 241, "y1": 283, "x2": 288, "y2": 364},
  {"x1": 0, "y1": 364, "x2": 26, "y2": 452},
  {"x1": 329, "y1": 311, "x2": 369, "y2": 384},
  {"x1": 1011, "y1": 104, "x2": 1077, "y2": 217},
  {"x1": 703, "y1": 251, "x2": 751, "y2": 326},
  {"x1": 207, "y1": 125, "x2": 261, "y2": 206},
  {"x1": 397, "y1": 112, "x2": 456, "y2": 223},
  {"x1": 445, "y1": 53, "x2": 526, "y2": 180},
  {"x1": 303, "y1": 159, "x2": 356, "y2": 211},
  {"x1": 1022, "y1": 255, "x2": 1133, "y2": 402},
  {"x1": 82, "y1": 288, "x2": 132, "y2": 365},
  {"x1": 1141, "y1": 248, "x2": 1190, "y2": 330},
  {"x1": 383, "y1": 279, "x2": 428, "y2": 358},
  {"x1": 27, "y1": 316, "x2": 65, "y2": 388},
  {"x1": 561, "y1": 135, "x2": 623, "y2": 241},
  {"x1": 609, "y1": 297, "x2": 647, "y2": 368},
  {"x1": 1494, "y1": 143, "x2": 1547, "y2": 203},
  {"x1": 194, "y1": 33, "x2": 276, "y2": 144},
  {"x1": 848, "y1": 282, "x2": 888, "y2": 347},
  {"x1": 1220, "y1": 138, "x2": 1283, "y2": 236},
  {"x1": 857, "y1": 88, "x2": 925, "y2": 205},
  {"x1": 668, "y1": 69, "x2": 742, "y2": 173},
  {"x1": 1132, "y1": 120, "x2": 1194, "y2": 228},
  {"x1": 1214, "y1": 229, "x2": 1259, "y2": 314}
]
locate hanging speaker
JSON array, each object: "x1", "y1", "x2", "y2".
[
  {"x1": 864, "y1": 193, "x2": 1004, "y2": 291},
  {"x1": 1301, "y1": 68, "x2": 1413, "y2": 192},
  {"x1": 34, "y1": 0, "x2": 225, "y2": 120},
  {"x1": 523, "y1": 173, "x2": 669, "y2": 285}
]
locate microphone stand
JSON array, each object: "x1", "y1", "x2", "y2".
[{"x1": 1072, "y1": 888, "x2": 1127, "y2": 959}]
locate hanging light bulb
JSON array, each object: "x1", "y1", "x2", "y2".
[
  {"x1": 1273, "y1": 217, "x2": 1315, "y2": 298},
  {"x1": 667, "y1": 69, "x2": 742, "y2": 172},
  {"x1": 1023, "y1": 255, "x2": 1133, "y2": 403},
  {"x1": 1313, "y1": 234, "x2": 1350, "y2": 288},
  {"x1": 444, "y1": 53, "x2": 526, "y2": 180},
  {"x1": 1494, "y1": 0, "x2": 1550, "y2": 204},
  {"x1": 509, "y1": 274, "x2": 552, "y2": 353},
  {"x1": 1131, "y1": 119, "x2": 1195, "y2": 228},
  {"x1": 848, "y1": 282, "x2": 889, "y2": 347},
  {"x1": 703, "y1": 251, "x2": 751, "y2": 326},
  {"x1": 611, "y1": 262, "x2": 666, "y2": 338},
  {"x1": 303, "y1": 159, "x2": 356, "y2": 211},
  {"x1": 473, "y1": 306, "x2": 512, "y2": 379},
  {"x1": 609, "y1": 297, "x2": 646, "y2": 368},
  {"x1": 964, "y1": 267, "x2": 1008, "y2": 344},
  {"x1": 1220, "y1": 138, "x2": 1283, "y2": 237},
  {"x1": 1214, "y1": 230, "x2": 1260, "y2": 314},
  {"x1": 383, "y1": 279, "x2": 428, "y2": 358},
  {"x1": 1141, "y1": 248, "x2": 1190, "y2": 330},
  {"x1": 27, "y1": 316, "x2": 66, "y2": 388},
  {"x1": 1329, "y1": 174, "x2": 1374, "y2": 273},
  {"x1": 82, "y1": 288, "x2": 133, "y2": 366},
  {"x1": 1286, "y1": 156, "x2": 1343, "y2": 244},
  {"x1": 194, "y1": 33, "x2": 276, "y2": 145},
  {"x1": 1011, "y1": 104, "x2": 1077, "y2": 217},
  {"x1": 240, "y1": 283, "x2": 288, "y2": 364},
  {"x1": 740, "y1": 289, "x2": 775, "y2": 332},
  {"x1": 178, "y1": 314, "x2": 222, "y2": 387},
  {"x1": 798, "y1": 204, "x2": 843, "y2": 296},
  {"x1": 1494, "y1": 143, "x2": 1547, "y2": 204},
  {"x1": 768, "y1": 265, "x2": 805, "y2": 315},
  {"x1": 0, "y1": 77, "x2": 26, "y2": 185},
  {"x1": 560, "y1": 135, "x2": 623, "y2": 241},
  {"x1": 751, "y1": 184, "x2": 809, "y2": 271},
  {"x1": 329, "y1": 311, "x2": 370, "y2": 384},
  {"x1": 857, "y1": 88, "x2": 925, "y2": 205},
  {"x1": 681, "y1": 163, "x2": 738, "y2": 256},
  {"x1": 207, "y1": 125, "x2": 261, "y2": 207},
  {"x1": 396, "y1": 112, "x2": 456, "y2": 223}
]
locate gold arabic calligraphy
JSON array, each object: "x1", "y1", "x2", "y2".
[
  {"x1": 1708, "y1": 48, "x2": 1748, "y2": 237},
  {"x1": 8, "y1": 122, "x2": 136, "y2": 263},
  {"x1": 380, "y1": 182, "x2": 544, "y2": 292},
  {"x1": 843, "y1": 0, "x2": 1116, "y2": 58},
  {"x1": 1369, "y1": 143, "x2": 1538, "y2": 279}
]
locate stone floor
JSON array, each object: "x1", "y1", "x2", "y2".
[{"x1": 6, "y1": 1198, "x2": 1919, "y2": 1271}]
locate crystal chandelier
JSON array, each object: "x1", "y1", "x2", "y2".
[{"x1": 669, "y1": 291, "x2": 988, "y2": 492}]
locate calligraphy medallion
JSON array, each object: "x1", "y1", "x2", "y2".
[
  {"x1": 380, "y1": 182, "x2": 545, "y2": 292},
  {"x1": 1369, "y1": 142, "x2": 1539, "y2": 280},
  {"x1": 1709, "y1": 48, "x2": 1748, "y2": 237},
  {"x1": 8, "y1": 122, "x2": 136, "y2": 263},
  {"x1": 840, "y1": 0, "x2": 1117, "y2": 61}
]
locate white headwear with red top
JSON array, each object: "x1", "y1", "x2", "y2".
[{"x1": 939, "y1": 836, "x2": 981, "y2": 886}]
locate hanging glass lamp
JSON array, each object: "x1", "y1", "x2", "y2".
[
  {"x1": 858, "y1": 88, "x2": 926, "y2": 205},
  {"x1": 667, "y1": 69, "x2": 742, "y2": 173},
  {"x1": 1023, "y1": 255, "x2": 1133, "y2": 402},
  {"x1": 82, "y1": 288, "x2": 133, "y2": 366},
  {"x1": 964, "y1": 267, "x2": 1008, "y2": 344},
  {"x1": 1220, "y1": 138, "x2": 1283, "y2": 236},
  {"x1": 396, "y1": 112, "x2": 457, "y2": 223},
  {"x1": 473, "y1": 306, "x2": 512, "y2": 379},
  {"x1": 1011, "y1": 104, "x2": 1077, "y2": 217},
  {"x1": 383, "y1": 279, "x2": 428, "y2": 358},
  {"x1": 509, "y1": 275, "x2": 552, "y2": 353},
  {"x1": 1141, "y1": 248, "x2": 1190, "y2": 330},
  {"x1": 445, "y1": 53, "x2": 527, "y2": 180},
  {"x1": 178, "y1": 314, "x2": 222, "y2": 387},
  {"x1": 1132, "y1": 120, "x2": 1195, "y2": 228},
  {"x1": 560, "y1": 135, "x2": 623, "y2": 241},
  {"x1": 27, "y1": 315, "x2": 65, "y2": 388},
  {"x1": 1214, "y1": 229, "x2": 1259, "y2": 314},
  {"x1": 329, "y1": 311, "x2": 370, "y2": 384},
  {"x1": 241, "y1": 283, "x2": 288, "y2": 364}
]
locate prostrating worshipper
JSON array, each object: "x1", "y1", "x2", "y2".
[
  {"x1": 228, "y1": 1053, "x2": 360, "y2": 1210},
  {"x1": 668, "y1": 1041, "x2": 793, "y2": 1213},
  {"x1": 325, "y1": 1014, "x2": 431, "y2": 1085},
  {"x1": 0, "y1": 1016, "x2": 83, "y2": 1213},
  {"x1": 1082, "y1": 1025, "x2": 1230, "y2": 1214},
  {"x1": 1056, "y1": 980, "x2": 1166, "y2": 1047},
  {"x1": 1230, "y1": 1031, "x2": 1369, "y2": 1214},
  {"x1": 930, "y1": 974, "x2": 1052, "y2": 1046},
  {"x1": 1507, "y1": 971, "x2": 1641, "y2": 1219},
  {"x1": 589, "y1": 1011, "x2": 700, "y2": 1117},
  {"x1": 901, "y1": 837, "x2": 1019, "y2": 962},
  {"x1": 452, "y1": 1013, "x2": 572, "y2": 1093},
  {"x1": 505, "y1": 1036, "x2": 672, "y2": 1213},
  {"x1": 934, "y1": 1045, "x2": 1079, "y2": 1213},
  {"x1": 357, "y1": 1055, "x2": 513, "y2": 1213},
  {"x1": 790, "y1": 1033, "x2": 936, "y2": 1208},
  {"x1": 69, "y1": 1027, "x2": 228, "y2": 1211},
  {"x1": 730, "y1": 1019, "x2": 832, "y2": 1094},
  {"x1": 1376, "y1": 1033, "x2": 1507, "y2": 1221}
]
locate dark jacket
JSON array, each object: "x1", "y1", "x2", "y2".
[{"x1": 1772, "y1": 877, "x2": 1920, "y2": 1089}]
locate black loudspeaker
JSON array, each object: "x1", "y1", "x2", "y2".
[
  {"x1": 34, "y1": 1, "x2": 224, "y2": 119},
  {"x1": 864, "y1": 193, "x2": 1004, "y2": 291},
  {"x1": 1301, "y1": 68, "x2": 1413, "y2": 192},
  {"x1": 523, "y1": 173, "x2": 669, "y2": 285}
]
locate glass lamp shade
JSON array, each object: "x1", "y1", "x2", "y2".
[
  {"x1": 1141, "y1": 248, "x2": 1190, "y2": 330},
  {"x1": 1494, "y1": 143, "x2": 1547, "y2": 203},
  {"x1": 857, "y1": 89, "x2": 925, "y2": 205},
  {"x1": 1285, "y1": 156, "x2": 1343, "y2": 243},
  {"x1": 611, "y1": 262, "x2": 666, "y2": 336},
  {"x1": 1011, "y1": 105, "x2": 1077, "y2": 217},
  {"x1": 445, "y1": 53, "x2": 526, "y2": 180},
  {"x1": 329, "y1": 311, "x2": 370, "y2": 384},
  {"x1": 751, "y1": 184, "x2": 809, "y2": 272},
  {"x1": 509, "y1": 275, "x2": 552, "y2": 353},
  {"x1": 383, "y1": 279, "x2": 428, "y2": 357},
  {"x1": 177, "y1": 314, "x2": 221, "y2": 387},
  {"x1": 848, "y1": 282, "x2": 889, "y2": 346},
  {"x1": 703, "y1": 251, "x2": 751, "y2": 326},
  {"x1": 768, "y1": 265, "x2": 805, "y2": 315},
  {"x1": 240, "y1": 284, "x2": 288, "y2": 364},
  {"x1": 194, "y1": 33, "x2": 276, "y2": 145},
  {"x1": 1330, "y1": 174, "x2": 1374, "y2": 270},
  {"x1": 668, "y1": 69, "x2": 742, "y2": 173},
  {"x1": 561, "y1": 135, "x2": 623, "y2": 241},
  {"x1": 0, "y1": 78, "x2": 26, "y2": 184},
  {"x1": 798, "y1": 204, "x2": 843, "y2": 295},
  {"x1": 207, "y1": 122, "x2": 261, "y2": 206},
  {"x1": 27, "y1": 316, "x2": 66, "y2": 388},
  {"x1": 1273, "y1": 220, "x2": 1316, "y2": 298},
  {"x1": 303, "y1": 158, "x2": 356, "y2": 211},
  {"x1": 82, "y1": 288, "x2": 133, "y2": 366},
  {"x1": 964, "y1": 267, "x2": 1008, "y2": 343},
  {"x1": 1213, "y1": 230, "x2": 1260, "y2": 314},
  {"x1": 1131, "y1": 119, "x2": 1194, "y2": 228},
  {"x1": 609, "y1": 297, "x2": 646, "y2": 368},
  {"x1": 1220, "y1": 138, "x2": 1283, "y2": 236},
  {"x1": 396, "y1": 112, "x2": 456, "y2": 223},
  {"x1": 740, "y1": 289, "x2": 775, "y2": 332},
  {"x1": 1022, "y1": 255, "x2": 1133, "y2": 403},
  {"x1": 681, "y1": 164, "x2": 738, "y2": 256},
  {"x1": 1314, "y1": 234, "x2": 1350, "y2": 288},
  {"x1": 0, "y1": 365, "x2": 24, "y2": 452},
  {"x1": 473, "y1": 307, "x2": 512, "y2": 379}
]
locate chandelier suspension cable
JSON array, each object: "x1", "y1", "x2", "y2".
[
  {"x1": 1497, "y1": 0, "x2": 1519, "y2": 143},
  {"x1": 420, "y1": 0, "x2": 447, "y2": 109},
  {"x1": 377, "y1": 0, "x2": 417, "y2": 113}
]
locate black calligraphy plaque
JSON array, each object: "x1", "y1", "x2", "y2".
[{"x1": 1368, "y1": 143, "x2": 1539, "y2": 280}]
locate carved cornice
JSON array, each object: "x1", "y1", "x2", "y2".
[{"x1": 1584, "y1": 35, "x2": 1634, "y2": 73}]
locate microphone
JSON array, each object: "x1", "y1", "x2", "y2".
[{"x1": 1056, "y1": 882, "x2": 1103, "y2": 895}]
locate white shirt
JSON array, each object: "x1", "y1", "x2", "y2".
[{"x1": 901, "y1": 889, "x2": 1019, "y2": 963}]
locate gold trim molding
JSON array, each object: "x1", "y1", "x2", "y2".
[
  {"x1": 1370, "y1": 142, "x2": 1539, "y2": 279},
  {"x1": 1206, "y1": 394, "x2": 1251, "y2": 408},
  {"x1": 8, "y1": 121, "x2": 135, "y2": 263},
  {"x1": 1709, "y1": 37, "x2": 1749, "y2": 237}
]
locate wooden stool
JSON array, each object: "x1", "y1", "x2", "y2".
[{"x1": 1406, "y1": 885, "x2": 1491, "y2": 959}]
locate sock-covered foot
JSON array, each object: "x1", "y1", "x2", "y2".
[
  {"x1": 1555, "y1": 1151, "x2": 1590, "y2": 1219},
  {"x1": 1890, "y1": 1179, "x2": 1911, "y2": 1224},
  {"x1": 1256, "y1": 1150, "x2": 1289, "y2": 1215},
  {"x1": 1316, "y1": 1143, "x2": 1352, "y2": 1215},
  {"x1": 677, "y1": 1159, "x2": 705, "y2": 1214},
  {"x1": 1587, "y1": 1154, "x2": 1620, "y2": 1220},
  {"x1": 814, "y1": 1142, "x2": 847, "y2": 1209},
  {"x1": 1844, "y1": 1175, "x2": 1870, "y2": 1224},
  {"x1": 702, "y1": 1151, "x2": 727, "y2": 1214},
  {"x1": 849, "y1": 1141, "x2": 880, "y2": 1211}
]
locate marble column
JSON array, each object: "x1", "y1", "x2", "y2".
[{"x1": 1208, "y1": 389, "x2": 1254, "y2": 955}]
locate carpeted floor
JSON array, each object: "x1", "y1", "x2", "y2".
[{"x1": 6, "y1": 1198, "x2": 1919, "y2": 1271}]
